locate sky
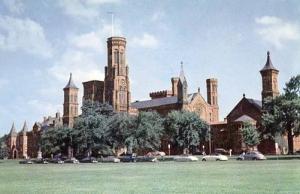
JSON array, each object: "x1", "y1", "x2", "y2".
[{"x1": 0, "y1": 0, "x2": 300, "y2": 135}]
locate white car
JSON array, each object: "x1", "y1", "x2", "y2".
[
  {"x1": 174, "y1": 155, "x2": 199, "y2": 162},
  {"x1": 202, "y1": 154, "x2": 228, "y2": 161}
]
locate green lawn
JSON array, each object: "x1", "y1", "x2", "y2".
[{"x1": 0, "y1": 159, "x2": 300, "y2": 194}]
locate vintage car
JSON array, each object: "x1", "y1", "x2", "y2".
[
  {"x1": 202, "y1": 153, "x2": 228, "y2": 161},
  {"x1": 174, "y1": 155, "x2": 199, "y2": 162}
]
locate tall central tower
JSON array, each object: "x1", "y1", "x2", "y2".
[{"x1": 104, "y1": 37, "x2": 131, "y2": 112}]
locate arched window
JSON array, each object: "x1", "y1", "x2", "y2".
[{"x1": 114, "y1": 50, "x2": 119, "y2": 65}]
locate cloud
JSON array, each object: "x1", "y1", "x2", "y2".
[
  {"x1": 2, "y1": 0, "x2": 24, "y2": 14},
  {"x1": 69, "y1": 31, "x2": 103, "y2": 51},
  {"x1": 255, "y1": 16, "x2": 300, "y2": 49},
  {"x1": 131, "y1": 33, "x2": 159, "y2": 49},
  {"x1": 68, "y1": 22, "x2": 122, "y2": 52},
  {"x1": 0, "y1": 16, "x2": 52, "y2": 57},
  {"x1": 58, "y1": 0, "x2": 120, "y2": 19},
  {"x1": 48, "y1": 49, "x2": 104, "y2": 83}
]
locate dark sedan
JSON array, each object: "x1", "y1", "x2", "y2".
[
  {"x1": 237, "y1": 151, "x2": 266, "y2": 160},
  {"x1": 80, "y1": 157, "x2": 98, "y2": 163}
]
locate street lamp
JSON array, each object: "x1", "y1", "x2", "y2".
[
  {"x1": 209, "y1": 125, "x2": 212, "y2": 155},
  {"x1": 168, "y1": 144, "x2": 171, "y2": 156}
]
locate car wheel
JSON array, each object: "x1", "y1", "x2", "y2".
[
  {"x1": 216, "y1": 159, "x2": 220, "y2": 161},
  {"x1": 237, "y1": 158, "x2": 242, "y2": 161},
  {"x1": 202, "y1": 158, "x2": 206, "y2": 162}
]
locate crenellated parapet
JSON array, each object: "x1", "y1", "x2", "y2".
[{"x1": 149, "y1": 90, "x2": 173, "y2": 99}]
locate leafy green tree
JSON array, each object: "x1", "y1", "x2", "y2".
[
  {"x1": 241, "y1": 122, "x2": 261, "y2": 150},
  {"x1": 40, "y1": 128, "x2": 61, "y2": 156},
  {"x1": 165, "y1": 110, "x2": 209, "y2": 154},
  {"x1": 262, "y1": 75, "x2": 300, "y2": 154},
  {"x1": 81, "y1": 100, "x2": 114, "y2": 117},
  {"x1": 126, "y1": 111, "x2": 164, "y2": 153},
  {"x1": 40, "y1": 126, "x2": 74, "y2": 157},
  {"x1": 0, "y1": 135, "x2": 9, "y2": 159},
  {"x1": 72, "y1": 100, "x2": 113, "y2": 157},
  {"x1": 106, "y1": 112, "x2": 135, "y2": 156}
]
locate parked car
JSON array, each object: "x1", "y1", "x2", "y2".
[
  {"x1": 80, "y1": 157, "x2": 98, "y2": 163},
  {"x1": 214, "y1": 148, "x2": 229, "y2": 155},
  {"x1": 174, "y1": 155, "x2": 198, "y2": 162},
  {"x1": 64, "y1": 158, "x2": 80, "y2": 164},
  {"x1": 19, "y1": 159, "x2": 33, "y2": 164},
  {"x1": 202, "y1": 153, "x2": 228, "y2": 161},
  {"x1": 119, "y1": 153, "x2": 137, "y2": 162},
  {"x1": 49, "y1": 158, "x2": 64, "y2": 164},
  {"x1": 237, "y1": 151, "x2": 266, "y2": 160},
  {"x1": 146, "y1": 151, "x2": 166, "y2": 157},
  {"x1": 33, "y1": 158, "x2": 48, "y2": 164},
  {"x1": 99, "y1": 156, "x2": 120, "y2": 163}
]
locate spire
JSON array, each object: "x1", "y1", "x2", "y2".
[
  {"x1": 260, "y1": 51, "x2": 278, "y2": 72},
  {"x1": 9, "y1": 122, "x2": 17, "y2": 136},
  {"x1": 179, "y1": 61, "x2": 187, "y2": 83},
  {"x1": 21, "y1": 121, "x2": 28, "y2": 134},
  {"x1": 64, "y1": 73, "x2": 78, "y2": 89}
]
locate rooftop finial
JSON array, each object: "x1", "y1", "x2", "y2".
[
  {"x1": 108, "y1": 12, "x2": 114, "y2": 37},
  {"x1": 243, "y1": 93, "x2": 245, "y2": 98},
  {"x1": 267, "y1": 51, "x2": 270, "y2": 56},
  {"x1": 64, "y1": 72, "x2": 78, "y2": 89}
]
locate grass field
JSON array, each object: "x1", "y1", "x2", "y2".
[{"x1": 1, "y1": 159, "x2": 300, "y2": 194}]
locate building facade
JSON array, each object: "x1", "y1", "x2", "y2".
[
  {"x1": 131, "y1": 64, "x2": 219, "y2": 124},
  {"x1": 6, "y1": 113, "x2": 63, "y2": 159},
  {"x1": 211, "y1": 52, "x2": 300, "y2": 154}
]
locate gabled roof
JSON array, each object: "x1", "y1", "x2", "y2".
[
  {"x1": 260, "y1": 51, "x2": 278, "y2": 72},
  {"x1": 235, "y1": 115, "x2": 256, "y2": 122},
  {"x1": 131, "y1": 96, "x2": 178, "y2": 109},
  {"x1": 64, "y1": 73, "x2": 78, "y2": 89},
  {"x1": 227, "y1": 96, "x2": 262, "y2": 118},
  {"x1": 246, "y1": 98, "x2": 262, "y2": 110}
]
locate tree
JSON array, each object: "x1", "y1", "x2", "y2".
[
  {"x1": 40, "y1": 126, "x2": 74, "y2": 157},
  {"x1": 0, "y1": 135, "x2": 9, "y2": 159},
  {"x1": 241, "y1": 122, "x2": 260, "y2": 150},
  {"x1": 165, "y1": 110, "x2": 209, "y2": 154},
  {"x1": 72, "y1": 100, "x2": 113, "y2": 157},
  {"x1": 106, "y1": 112, "x2": 135, "y2": 156},
  {"x1": 262, "y1": 75, "x2": 300, "y2": 154},
  {"x1": 126, "y1": 111, "x2": 164, "y2": 153}
]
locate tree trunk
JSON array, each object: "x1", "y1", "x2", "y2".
[{"x1": 288, "y1": 129, "x2": 294, "y2": 155}]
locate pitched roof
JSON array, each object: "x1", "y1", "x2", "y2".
[
  {"x1": 187, "y1": 93, "x2": 198, "y2": 103},
  {"x1": 64, "y1": 73, "x2": 78, "y2": 89},
  {"x1": 235, "y1": 115, "x2": 256, "y2": 122},
  {"x1": 246, "y1": 98, "x2": 262, "y2": 110},
  {"x1": 260, "y1": 51, "x2": 278, "y2": 72},
  {"x1": 131, "y1": 96, "x2": 178, "y2": 109}
]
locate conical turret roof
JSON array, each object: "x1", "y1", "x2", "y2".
[
  {"x1": 20, "y1": 121, "x2": 28, "y2": 134},
  {"x1": 260, "y1": 51, "x2": 278, "y2": 72},
  {"x1": 64, "y1": 73, "x2": 78, "y2": 89},
  {"x1": 9, "y1": 122, "x2": 17, "y2": 136}
]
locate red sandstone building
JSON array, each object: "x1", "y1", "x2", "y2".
[{"x1": 6, "y1": 34, "x2": 300, "y2": 158}]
